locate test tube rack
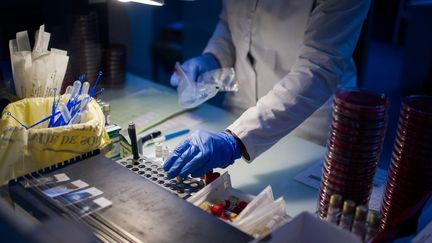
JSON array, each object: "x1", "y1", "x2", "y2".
[{"x1": 116, "y1": 156, "x2": 205, "y2": 199}]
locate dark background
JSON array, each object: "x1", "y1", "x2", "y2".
[{"x1": 0, "y1": 0, "x2": 431, "y2": 169}]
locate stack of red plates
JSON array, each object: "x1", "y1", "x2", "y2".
[
  {"x1": 318, "y1": 89, "x2": 389, "y2": 218},
  {"x1": 380, "y1": 95, "x2": 432, "y2": 231}
]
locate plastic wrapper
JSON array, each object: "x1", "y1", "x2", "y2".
[
  {"x1": 235, "y1": 186, "x2": 274, "y2": 222},
  {"x1": 9, "y1": 25, "x2": 69, "y2": 98},
  {"x1": 0, "y1": 97, "x2": 110, "y2": 185},
  {"x1": 234, "y1": 197, "x2": 290, "y2": 237},
  {"x1": 176, "y1": 62, "x2": 238, "y2": 109},
  {"x1": 188, "y1": 172, "x2": 290, "y2": 238}
]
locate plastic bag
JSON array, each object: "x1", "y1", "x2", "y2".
[
  {"x1": 9, "y1": 25, "x2": 69, "y2": 98},
  {"x1": 187, "y1": 172, "x2": 255, "y2": 206},
  {"x1": 234, "y1": 197, "x2": 290, "y2": 237},
  {"x1": 0, "y1": 97, "x2": 110, "y2": 185},
  {"x1": 176, "y1": 62, "x2": 238, "y2": 109},
  {"x1": 235, "y1": 186, "x2": 275, "y2": 222}
]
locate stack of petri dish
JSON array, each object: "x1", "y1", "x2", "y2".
[
  {"x1": 102, "y1": 44, "x2": 126, "y2": 89},
  {"x1": 318, "y1": 89, "x2": 389, "y2": 218},
  {"x1": 380, "y1": 96, "x2": 432, "y2": 231},
  {"x1": 65, "y1": 12, "x2": 102, "y2": 90}
]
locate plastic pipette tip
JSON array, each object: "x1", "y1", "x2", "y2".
[{"x1": 7, "y1": 112, "x2": 28, "y2": 129}]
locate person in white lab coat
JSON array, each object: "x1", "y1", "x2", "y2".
[{"x1": 164, "y1": 0, "x2": 371, "y2": 179}]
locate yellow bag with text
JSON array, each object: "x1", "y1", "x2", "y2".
[{"x1": 0, "y1": 97, "x2": 110, "y2": 185}]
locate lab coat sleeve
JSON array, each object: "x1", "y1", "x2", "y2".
[
  {"x1": 227, "y1": 0, "x2": 371, "y2": 161},
  {"x1": 203, "y1": 3, "x2": 235, "y2": 68}
]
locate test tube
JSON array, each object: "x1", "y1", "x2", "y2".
[
  {"x1": 80, "y1": 95, "x2": 91, "y2": 112},
  {"x1": 162, "y1": 146, "x2": 170, "y2": 160},
  {"x1": 155, "y1": 143, "x2": 163, "y2": 158},
  {"x1": 69, "y1": 113, "x2": 82, "y2": 125},
  {"x1": 58, "y1": 102, "x2": 72, "y2": 124},
  {"x1": 351, "y1": 205, "x2": 368, "y2": 238},
  {"x1": 81, "y1": 82, "x2": 90, "y2": 95},
  {"x1": 102, "y1": 103, "x2": 110, "y2": 125},
  {"x1": 326, "y1": 194, "x2": 343, "y2": 224},
  {"x1": 70, "y1": 80, "x2": 82, "y2": 99},
  {"x1": 65, "y1": 85, "x2": 72, "y2": 95},
  {"x1": 339, "y1": 200, "x2": 356, "y2": 230},
  {"x1": 364, "y1": 211, "x2": 380, "y2": 241},
  {"x1": 128, "y1": 122, "x2": 140, "y2": 160}
]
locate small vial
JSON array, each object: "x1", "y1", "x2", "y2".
[
  {"x1": 65, "y1": 85, "x2": 72, "y2": 95},
  {"x1": 326, "y1": 194, "x2": 343, "y2": 224},
  {"x1": 162, "y1": 146, "x2": 170, "y2": 160},
  {"x1": 339, "y1": 200, "x2": 356, "y2": 230},
  {"x1": 155, "y1": 143, "x2": 163, "y2": 158},
  {"x1": 102, "y1": 103, "x2": 110, "y2": 125},
  {"x1": 81, "y1": 81, "x2": 90, "y2": 95},
  {"x1": 351, "y1": 205, "x2": 368, "y2": 238},
  {"x1": 364, "y1": 211, "x2": 381, "y2": 242}
]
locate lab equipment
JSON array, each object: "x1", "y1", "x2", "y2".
[
  {"x1": 380, "y1": 96, "x2": 432, "y2": 231},
  {"x1": 188, "y1": 173, "x2": 290, "y2": 238},
  {"x1": 162, "y1": 146, "x2": 170, "y2": 161},
  {"x1": 364, "y1": 211, "x2": 380, "y2": 241},
  {"x1": 139, "y1": 131, "x2": 162, "y2": 144},
  {"x1": 7, "y1": 72, "x2": 105, "y2": 130},
  {"x1": 339, "y1": 200, "x2": 356, "y2": 230},
  {"x1": 128, "y1": 122, "x2": 140, "y2": 160},
  {"x1": 163, "y1": 130, "x2": 241, "y2": 179},
  {"x1": 9, "y1": 25, "x2": 69, "y2": 98},
  {"x1": 102, "y1": 103, "x2": 111, "y2": 125},
  {"x1": 116, "y1": 155, "x2": 205, "y2": 199},
  {"x1": 144, "y1": 129, "x2": 190, "y2": 146},
  {"x1": 325, "y1": 194, "x2": 342, "y2": 224},
  {"x1": 351, "y1": 205, "x2": 368, "y2": 238},
  {"x1": 318, "y1": 89, "x2": 389, "y2": 219},
  {"x1": 0, "y1": 95, "x2": 110, "y2": 185},
  {"x1": 9, "y1": 153, "x2": 251, "y2": 242},
  {"x1": 175, "y1": 61, "x2": 237, "y2": 109},
  {"x1": 155, "y1": 143, "x2": 163, "y2": 158},
  {"x1": 137, "y1": 131, "x2": 162, "y2": 155}
]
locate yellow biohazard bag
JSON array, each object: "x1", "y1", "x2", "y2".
[{"x1": 0, "y1": 97, "x2": 110, "y2": 185}]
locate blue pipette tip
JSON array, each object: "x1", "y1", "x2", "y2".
[
  {"x1": 7, "y1": 112, "x2": 28, "y2": 129},
  {"x1": 93, "y1": 88, "x2": 105, "y2": 96},
  {"x1": 79, "y1": 74, "x2": 86, "y2": 82}
]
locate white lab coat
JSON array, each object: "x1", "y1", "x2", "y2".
[{"x1": 204, "y1": 0, "x2": 371, "y2": 161}]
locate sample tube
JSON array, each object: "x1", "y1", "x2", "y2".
[
  {"x1": 155, "y1": 143, "x2": 163, "y2": 158},
  {"x1": 128, "y1": 122, "x2": 140, "y2": 160},
  {"x1": 339, "y1": 200, "x2": 356, "y2": 230},
  {"x1": 102, "y1": 103, "x2": 110, "y2": 125},
  {"x1": 351, "y1": 205, "x2": 368, "y2": 238},
  {"x1": 364, "y1": 211, "x2": 381, "y2": 242},
  {"x1": 162, "y1": 146, "x2": 170, "y2": 160},
  {"x1": 326, "y1": 194, "x2": 343, "y2": 224},
  {"x1": 81, "y1": 81, "x2": 90, "y2": 95}
]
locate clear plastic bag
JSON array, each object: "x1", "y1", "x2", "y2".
[
  {"x1": 234, "y1": 197, "x2": 290, "y2": 238},
  {"x1": 176, "y1": 62, "x2": 238, "y2": 109}
]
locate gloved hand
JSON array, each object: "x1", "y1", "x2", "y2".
[
  {"x1": 163, "y1": 130, "x2": 241, "y2": 179},
  {"x1": 170, "y1": 53, "x2": 219, "y2": 87}
]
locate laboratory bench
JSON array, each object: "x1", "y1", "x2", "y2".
[{"x1": 102, "y1": 72, "x2": 324, "y2": 217}]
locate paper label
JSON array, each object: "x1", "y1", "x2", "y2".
[
  {"x1": 42, "y1": 180, "x2": 89, "y2": 197},
  {"x1": 22, "y1": 173, "x2": 70, "y2": 188},
  {"x1": 68, "y1": 197, "x2": 112, "y2": 217},
  {"x1": 56, "y1": 187, "x2": 103, "y2": 206}
]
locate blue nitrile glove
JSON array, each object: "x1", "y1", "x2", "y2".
[
  {"x1": 170, "y1": 53, "x2": 219, "y2": 87},
  {"x1": 163, "y1": 130, "x2": 241, "y2": 179}
]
